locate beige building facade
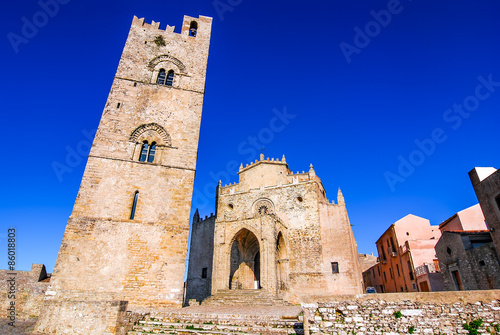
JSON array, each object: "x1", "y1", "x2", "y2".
[{"x1": 187, "y1": 154, "x2": 363, "y2": 304}]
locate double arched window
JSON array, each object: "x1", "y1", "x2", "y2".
[
  {"x1": 139, "y1": 141, "x2": 156, "y2": 163},
  {"x1": 156, "y1": 69, "x2": 174, "y2": 86}
]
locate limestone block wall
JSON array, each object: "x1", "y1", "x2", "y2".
[
  {"x1": 0, "y1": 264, "x2": 49, "y2": 318},
  {"x1": 317, "y1": 202, "x2": 363, "y2": 296},
  {"x1": 302, "y1": 290, "x2": 500, "y2": 334},
  {"x1": 35, "y1": 300, "x2": 129, "y2": 335},
  {"x1": 213, "y1": 180, "x2": 324, "y2": 297},
  {"x1": 237, "y1": 159, "x2": 290, "y2": 191},
  {"x1": 47, "y1": 217, "x2": 189, "y2": 306},
  {"x1": 212, "y1": 157, "x2": 362, "y2": 302},
  {"x1": 186, "y1": 213, "x2": 216, "y2": 303},
  {"x1": 87, "y1": 15, "x2": 211, "y2": 171},
  {"x1": 359, "y1": 254, "x2": 378, "y2": 273},
  {"x1": 43, "y1": 14, "x2": 212, "y2": 312},
  {"x1": 116, "y1": 16, "x2": 211, "y2": 94}
]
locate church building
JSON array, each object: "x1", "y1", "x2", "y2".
[{"x1": 186, "y1": 154, "x2": 363, "y2": 304}]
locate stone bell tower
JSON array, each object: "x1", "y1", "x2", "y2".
[{"x1": 36, "y1": 15, "x2": 212, "y2": 334}]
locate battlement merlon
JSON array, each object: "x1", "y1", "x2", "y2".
[
  {"x1": 113, "y1": 14, "x2": 213, "y2": 98},
  {"x1": 238, "y1": 154, "x2": 289, "y2": 174},
  {"x1": 220, "y1": 155, "x2": 327, "y2": 196},
  {"x1": 132, "y1": 15, "x2": 213, "y2": 40}
]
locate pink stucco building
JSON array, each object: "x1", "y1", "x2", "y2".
[
  {"x1": 439, "y1": 204, "x2": 487, "y2": 232},
  {"x1": 369, "y1": 215, "x2": 442, "y2": 293},
  {"x1": 365, "y1": 205, "x2": 489, "y2": 293}
]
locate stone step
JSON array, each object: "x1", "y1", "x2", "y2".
[
  {"x1": 201, "y1": 289, "x2": 291, "y2": 306},
  {"x1": 140, "y1": 315, "x2": 301, "y2": 326},
  {"x1": 212, "y1": 290, "x2": 283, "y2": 297},
  {"x1": 202, "y1": 301, "x2": 288, "y2": 306},
  {"x1": 128, "y1": 318, "x2": 304, "y2": 335},
  {"x1": 126, "y1": 304, "x2": 303, "y2": 335}
]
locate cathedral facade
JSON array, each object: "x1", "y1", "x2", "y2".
[{"x1": 186, "y1": 154, "x2": 363, "y2": 304}]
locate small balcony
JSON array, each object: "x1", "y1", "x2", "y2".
[
  {"x1": 400, "y1": 241, "x2": 409, "y2": 254},
  {"x1": 415, "y1": 263, "x2": 440, "y2": 277}
]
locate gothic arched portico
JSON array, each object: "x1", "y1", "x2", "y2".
[{"x1": 229, "y1": 228, "x2": 261, "y2": 290}]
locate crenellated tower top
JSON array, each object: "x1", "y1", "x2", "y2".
[{"x1": 131, "y1": 15, "x2": 212, "y2": 40}]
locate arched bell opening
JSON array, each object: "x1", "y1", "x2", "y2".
[{"x1": 229, "y1": 228, "x2": 260, "y2": 290}]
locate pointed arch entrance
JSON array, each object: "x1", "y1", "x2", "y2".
[
  {"x1": 229, "y1": 229, "x2": 260, "y2": 290},
  {"x1": 276, "y1": 232, "x2": 289, "y2": 294}
]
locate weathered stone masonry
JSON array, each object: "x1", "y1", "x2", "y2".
[
  {"x1": 0, "y1": 264, "x2": 49, "y2": 319},
  {"x1": 301, "y1": 291, "x2": 500, "y2": 334},
  {"x1": 35, "y1": 15, "x2": 212, "y2": 335},
  {"x1": 185, "y1": 211, "x2": 216, "y2": 304},
  {"x1": 187, "y1": 154, "x2": 363, "y2": 305}
]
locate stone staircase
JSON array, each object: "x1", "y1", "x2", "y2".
[
  {"x1": 201, "y1": 290, "x2": 291, "y2": 306},
  {"x1": 127, "y1": 307, "x2": 304, "y2": 334}
]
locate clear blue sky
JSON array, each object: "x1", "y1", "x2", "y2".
[{"x1": 1, "y1": 0, "x2": 500, "y2": 272}]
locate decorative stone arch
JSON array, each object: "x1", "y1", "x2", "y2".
[
  {"x1": 252, "y1": 198, "x2": 275, "y2": 217},
  {"x1": 148, "y1": 55, "x2": 187, "y2": 74},
  {"x1": 149, "y1": 55, "x2": 187, "y2": 87},
  {"x1": 129, "y1": 123, "x2": 171, "y2": 146},
  {"x1": 275, "y1": 229, "x2": 289, "y2": 252},
  {"x1": 228, "y1": 227, "x2": 261, "y2": 290},
  {"x1": 129, "y1": 123, "x2": 172, "y2": 163}
]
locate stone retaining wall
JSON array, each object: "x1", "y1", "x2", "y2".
[
  {"x1": 35, "y1": 300, "x2": 129, "y2": 335},
  {"x1": 302, "y1": 290, "x2": 500, "y2": 335},
  {"x1": 0, "y1": 265, "x2": 49, "y2": 318}
]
